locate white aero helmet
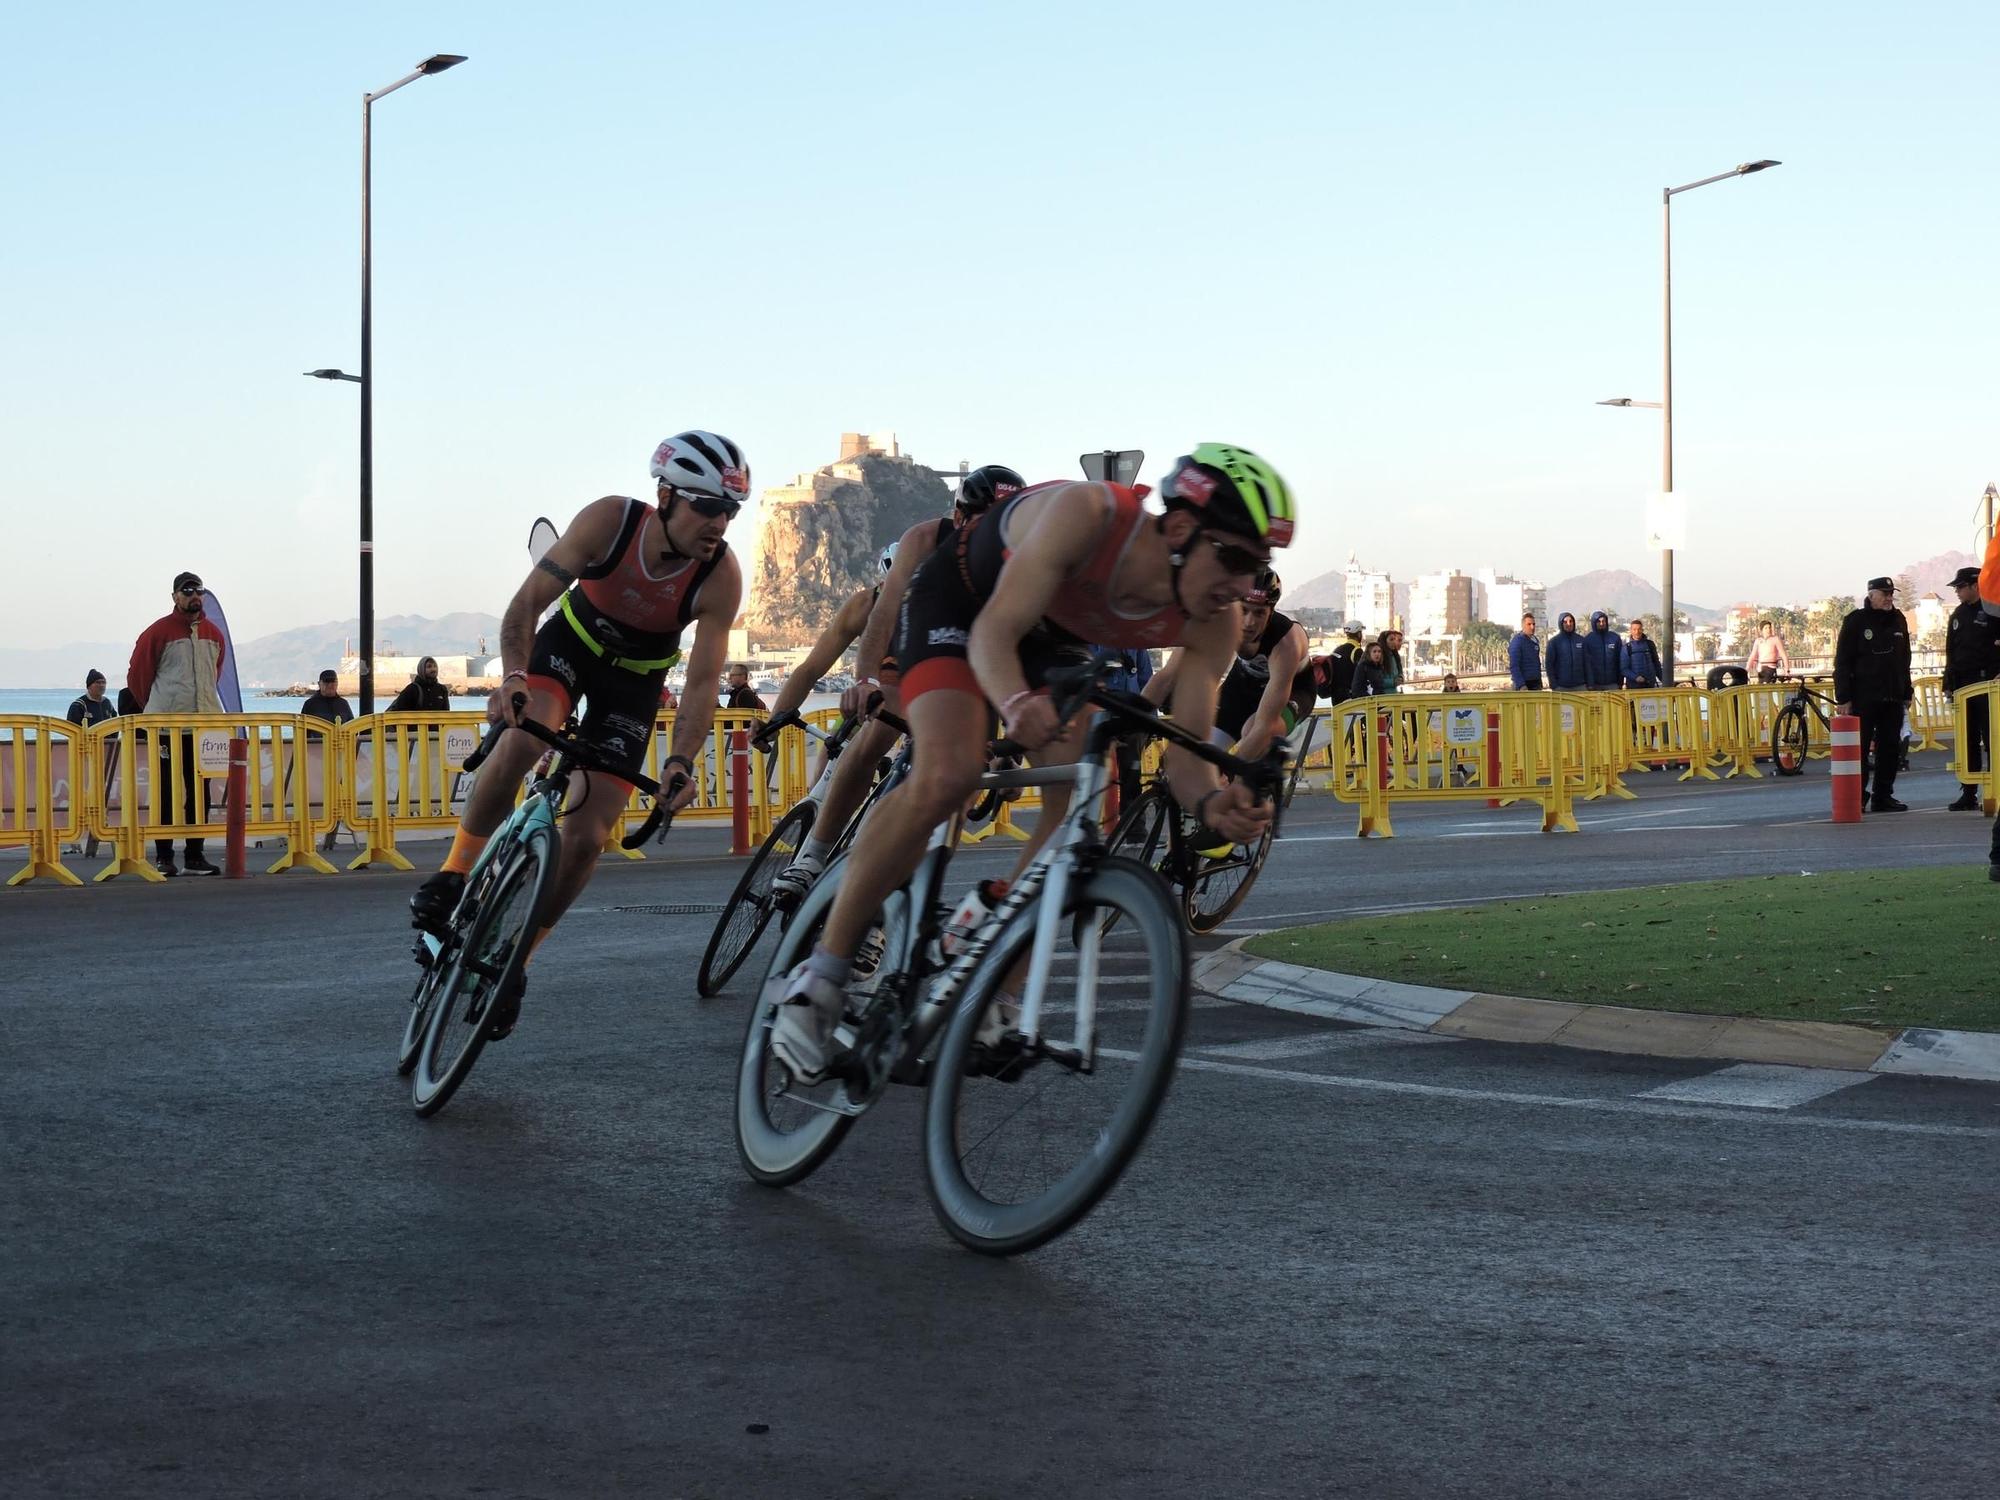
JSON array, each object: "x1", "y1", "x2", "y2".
[
  {"x1": 877, "y1": 542, "x2": 899, "y2": 577},
  {"x1": 649, "y1": 431, "x2": 751, "y2": 506}
]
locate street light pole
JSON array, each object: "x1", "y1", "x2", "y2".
[{"x1": 357, "y1": 53, "x2": 465, "y2": 714}]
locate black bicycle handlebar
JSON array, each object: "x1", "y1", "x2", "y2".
[{"x1": 469, "y1": 696, "x2": 688, "y2": 848}]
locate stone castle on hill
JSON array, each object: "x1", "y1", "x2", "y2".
[{"x1": 743, "y1": 432, "x2": 959, "y2": 645}]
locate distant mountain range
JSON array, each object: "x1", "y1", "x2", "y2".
[
  {"x1": 1545, "y1": 570, "x2": 1721, "y2": 628},
  {"x1": 0, "y1": 612, "x2": 502, "y2": 690}
]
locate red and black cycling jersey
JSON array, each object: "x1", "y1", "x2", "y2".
[{"x1": 563, "y1": 497, "x2": 727, "y2": 666}]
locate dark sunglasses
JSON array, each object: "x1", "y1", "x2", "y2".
[
  {"x1": 1200, "y1": 535, "x2": 1268, "y2": 579},
  {"x1": 176, "y1": 583, "x2": 204, "y2": 595},
  {"x1": 667, "y1": 487, "x2": 742, "y2": 520}
]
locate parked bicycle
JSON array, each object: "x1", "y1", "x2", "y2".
[
  {"x1": 1770, "y1": 675, "x2": 1837, "y2": 776},
  {"x1": 695, "y1": 705, "x2": 907, "y2": 996},
  {"x1": 733, "y1": 656, "x2": 1287, "y2": 1256},
  {"x1": 399, "y1": 704, "x2": 686, "y2": 1116}
]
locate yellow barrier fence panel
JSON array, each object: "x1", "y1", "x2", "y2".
[
  {"x1": 0, "y1": 717, "x2": 83, "y2": 887},
  {"x1": 343, "y1": 712, "x2": 491, "y2": 872},
  {"x1": 1951, "y1": 680, "x2": 1998, "y2": 815},
  {"x1": 1911, "y1": 676, "x2": 1951, "y2": 752},
  {"x1": 1616, "y1": 688, "x2": 1721, "y2": 782},
  {"x1": 86, "y1": 714, "x2": 340, "y2": 880}
]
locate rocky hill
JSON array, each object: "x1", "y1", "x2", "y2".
[
  {"x1": 1547, "y1": 569, "x2": 1719, "y2": 627},
  {"x1": 743, "y1": 452, "x2": 955, "y2": 644}
]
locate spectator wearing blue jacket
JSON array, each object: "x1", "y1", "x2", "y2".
[
  {"x1": 1621, "y1": 620, "x2": 1664, "y2": 688},
  {"x1": 1544, "y1": 612, "x2": 1588, "y2": 691},
  {"x1": 1507, "y1": 614, "x2": 1544, "y2": 690},
  {"x1": 1580, "y1": 610, "x2": 1621, "y2": 689}
]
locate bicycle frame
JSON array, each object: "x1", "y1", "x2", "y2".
[{"x1": 413, "y1": 777, "x2": 562, "y2": 969}]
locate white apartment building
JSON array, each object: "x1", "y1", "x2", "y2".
[
  {"x1": 1476, "y1": 567, "x2": 1546, "y2": 630},
  {"x1": 1408, "y1": 570, "x2": 1476, "y2": 639},
  {"x1": 1345, "y1": 552, "x2": 1395, "y2": 632}
]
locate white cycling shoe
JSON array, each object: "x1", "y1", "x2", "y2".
[
  {"x1": 769, "y1": 852, "x2": 825, "y2": 904},
  {"x1": 767, "y1": 961, "x2": 848, "y2": 1086}
]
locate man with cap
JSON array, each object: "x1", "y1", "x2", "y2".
[
  {"x1": 66, "y1": 670, "x2": 118, "y2": 858},
  {"x1": 1833, "y1": 576, "x2": 1914, "y2": 812},
  {"x1": 299, "y1": 669, "x2": 354, "y2": 726},
  {"x1": 127, "y1": 570, "x2": 227, "y2": 874},
  {"x1": 1942, "y1": 564, "x2": 2000, "y2": 811}
]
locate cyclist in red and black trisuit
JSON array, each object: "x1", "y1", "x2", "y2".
[
  {"x1": 770, "y1": 444, "x2": 1298, "y2": 1085},
  {"x1": 408, "y1": 430, "x2": 748, "y2": 1035}
]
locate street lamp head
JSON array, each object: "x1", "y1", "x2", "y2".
[
  {"x1": 307, "y1": 368, "x2": 347, "y2": 380},
  {"x1": 1738, "y1": 159, "x2": 1781, "y2": 174},
  {"x1": 417, "y1": 54, "x2": 467, "y2": 75},
  {"x1": 1597, "y1": 397, "x2": 1636, "y2": 407}
]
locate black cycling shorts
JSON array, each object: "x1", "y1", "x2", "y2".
[
  {"x1": 524, "y1": 609, "x2": 663, "y2": 784},
  {"x1": 892, "y1": 534, "x2": 1090, "y2": 705}
]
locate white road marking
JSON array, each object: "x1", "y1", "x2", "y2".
[
  {"x1": 1092, "y1": 1049, "x2": 1997, "y2": 1140},
  {"x1": 1196, "y1": 1028, "x2": 1458, "y2": 1061},
  {"x1": 1635, "y1": 1063, "x2": 1875, "y2": 1110}
]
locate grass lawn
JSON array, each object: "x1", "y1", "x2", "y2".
[{"x1": 1242, "y1": 866, "x2": 2000, "y2": 1033}]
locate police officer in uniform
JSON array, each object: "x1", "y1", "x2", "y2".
[
  {"x1": 1943, "y1": 564, "x2": 2000, "y2": 811},
  {"x1": 1833, "y1": 576, "x2": 1914, "y2": 811}
]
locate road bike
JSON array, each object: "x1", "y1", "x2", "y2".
[
  {"x1": 695, "y1": 706, "x2": 910, "y2": 996},
  {"x1": 400, "y1": 707, "x2": 685, "y2": 1116},
  {"x1": 1771, "y1": 676, "x2": 1837, "y2": 776},
  {"x1": 732, "y1": 658, "x2": 1286, "y2": 1256},
  {"x1": 1103, "y1": 713, "x2": 1316, "y2": 933}
]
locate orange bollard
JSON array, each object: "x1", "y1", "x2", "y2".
[
  {"x1": 729, "y1": 729, "x2": 752, "y2": 856},
  {"x1": 1830, "y1": 714, "x2": 1863, "y2": 823},
  {"x1": 225, "y1": 737, "x2": 248, "y2": 879}
]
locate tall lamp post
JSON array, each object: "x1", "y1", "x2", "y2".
[
  {"x1": 1598, "y1": 158, "x2": 1779, "y2": 683},
  {"x1": 353, "y1": 52, "x2": 466, "y2": 713}
]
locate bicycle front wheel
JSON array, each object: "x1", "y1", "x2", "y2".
[
  {"x1": 412, "y1": 827, "x2": 555, "y2": 1117},
  {"x1": 1772, "y1": 704, "x2": 1809, "y2": 776},
  {"x1": 397, "y1": 960, "x2": 445, "y2": 1076},
  {"x1": 1181, "y1": 826, "x2": 1272, "y2": 934},
  {"x1": 923, "y1": 856, "x2": 1189, "y2": 1256},
  {"x1": 698, "y1": 801, "x2": 814, "y2": 996}
]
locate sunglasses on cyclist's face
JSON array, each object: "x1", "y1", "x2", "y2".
[
  {"x1": 665, "y1": 487, "x2": 742, "y2": 521},
  {"x1": 1200, "y1": 534, "x2": 1268, "y2": 579}
]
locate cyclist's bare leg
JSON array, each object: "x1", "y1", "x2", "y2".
[
  {"x1": 456, "y1": 687, "x2": 566, "y2": 839},
  {"x1": 819, "y1": 690, "x2": 989, "y2": 959},
  {"x1": 535, "y1": 772, "x2": 633, "y2": 933},
  {"x1": 1002, "y1": 714, "x2": 1088, "y2": 880},
  {"x1": 811, "y1": 715, "x2": 899, "y2": 846}
]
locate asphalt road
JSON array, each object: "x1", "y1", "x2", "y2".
[{"x1": 5, "y1": 754, "x2": 1997, "y2": 1498}]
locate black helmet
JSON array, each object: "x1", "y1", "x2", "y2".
[
  {"x1": 957, "y1": 464, "x2": 1025, "y2": 516},
  {"x1": 1245, "y1": 567, "x2": 1282, "y2": 606}
]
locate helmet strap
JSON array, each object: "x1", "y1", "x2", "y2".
[{"x1": 654, "y1": 490, "x2": 692, "y2": 562}]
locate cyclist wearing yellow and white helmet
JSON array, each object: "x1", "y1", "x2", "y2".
[{"x1": 770, "y1": 443, "x2": 1297, "y2": 1085}]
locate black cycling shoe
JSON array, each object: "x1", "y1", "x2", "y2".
[
  {"x1": 410, "y1": 870, "x2": 466, "y2": 935},
  {"x1": 485, "y1": 970, "x2": 526, "y2": 1041}
]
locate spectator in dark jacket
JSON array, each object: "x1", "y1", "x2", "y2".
[
  {"x1": 300, "y1": 669, "x2": 355, "y2": 725},
  {"x1": 1580, "y1": 610, "x2": 1622, "y2": 688},
  {"x1": 1507, "y1": 615, "x2": 1543, "y2": 690},
  {"x1": 721, "y1": 663, "x2": 768, "y2": 712},
  {"x1": 66, "y1": 670, "x2": 118, "y2": 729},
  {"x1": 1544, "y1": 612, "x2": 1588, "y2": 691},
  {"x1": 1351, "y1": 641, "x2": 1390, "y2": 696},
  {"x1": 388, "y1": 656, "x2": 452, "y2": 713},
  {"x1": 1620, "y1": 622, "x2": 1664, "y2": 688},
  {"x1": 1313, "y1": 621, "x2": 1366, "y2": 706}
]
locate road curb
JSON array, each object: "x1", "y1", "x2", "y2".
[{"x1": 1192, "y1": 939, "x2": 2000, "y2": 1084}]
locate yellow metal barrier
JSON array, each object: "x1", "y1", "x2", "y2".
[
  {"x1": 343, "y1": 712, "x2": 491, "y2": 871},
  {"x1": 1613, "y1": 687, "x2": 1721, "y2": 782},
  {"x1": 88, "y1": 714, "x2": 340, "y2": 882},
  {"x1": 1328, "y1": 693, "x2": 1591, "y2": 836},
  {"x1": 607, "y1": 711, "x2": 783, "y2": 851},
  {"x1": 0, "y1": 717, "x2": 83, "y2": 887},
  {"x1": 1951, "y1": 680, "x2": 1998, "y2": 815},
  {"x1": 1910, "y1": 675, "x2": 1951, "y2": 752}
]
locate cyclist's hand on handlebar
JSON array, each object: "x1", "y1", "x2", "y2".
[
  {"x1": 502, "y1": 689, "x2": 535, "y2": 728},
  {"x1": 839, "y1": 679, "x2": 880, "y2": 717},
  {"x1": 663, "y1": 766, "x2": 698, "y2": 813},
  {"x1": 1201, "y1": 781, "x2": 1272, "y2": 846},
  {"x1": 1001, "y1": 694, "x2": 1062, "y2": 751}
]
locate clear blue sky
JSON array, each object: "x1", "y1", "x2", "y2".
[{"x1": 5, "y1": 0, "x2": 1996, "y2": 653}]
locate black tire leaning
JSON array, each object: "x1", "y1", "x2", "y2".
[
  {"x1": 1182, "y1": 828, "x2": 1272, "y2": 934},
  {"x1": 698, "y1": 801, "x2": 816, "y2": 997},
  {"x1": 923, "y1": 856, "x2": 1189, "y2": 1257},
  {"x1": 397, "y1": 962, "x2": 446, "y2": 1076},
  {"x1": 1771, "y1": 703, "x2": 1809, "y2": 777},
  {"x1": 411, "y1": 828, "x2": 555, "y2": 1118}
]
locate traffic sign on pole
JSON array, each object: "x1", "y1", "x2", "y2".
[{"x1": 1079, "y1": 450, "x2": 1144, "y2": 485}]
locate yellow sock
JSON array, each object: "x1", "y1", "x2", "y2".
[
  {"x1": 525, "y1": 925, "x2": 555, "y2": 964},
  {"x1": 442, "y1": 828, "x2": 489, "y2": 876}
]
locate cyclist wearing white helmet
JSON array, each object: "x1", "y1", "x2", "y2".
[
  {"x1": 770, "y1": 445, "x2": 1297, "y2": 1085},
  {"x1": 409, "y1": 430, "x2": 749, "y2": 1036}
]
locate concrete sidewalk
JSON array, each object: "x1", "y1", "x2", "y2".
[{"x1": 1195, "y1": 942, "x2": 2000, "y2": 1084}]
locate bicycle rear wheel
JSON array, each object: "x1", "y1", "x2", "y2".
[
  {"x1": 1772, "y1": 703, "x2": 1809, "y2": 776},
  {"x1": 923, "y1": 856, "x2": 1188, "y2": 1256},
  {"x1": 1181, "y1": 828, "x2": 1272, "y2": 934},
  {"x1": 397, "y1": 959, "x2": 445, "y2": 1076},
  {"x1": 411, "y1": 827, "x2": 555, "y2": 1117},
  {"x1": 698, "y1": 801, "x2": 814, "y2": 996}
]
